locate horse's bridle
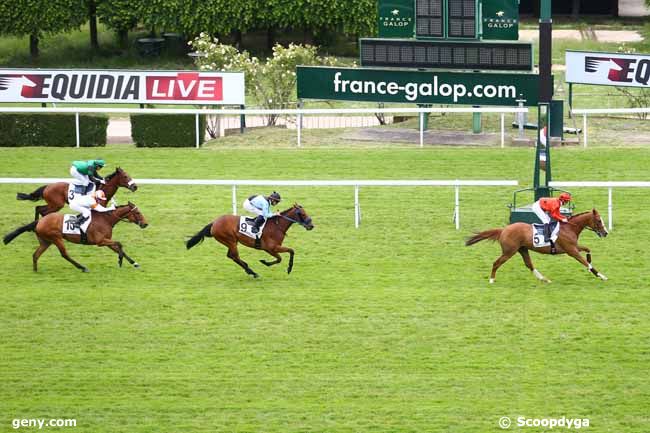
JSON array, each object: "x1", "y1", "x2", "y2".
[{"x1": 277, "y1": 209, "x2": 312, "y2": 228}]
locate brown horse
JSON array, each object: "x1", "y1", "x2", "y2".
[
  {"x1": 466, "y1": 209, "x2": 609, "y2": 283},
  {"x1": 16, "y1": 167, "x2": 138, "y2": 220},
  {"x1": 186, "y1": 204, "x2": 314, "y2": 278},
  {"x1": 3, "y1": 202, "x2": 148, "y2": 272}
]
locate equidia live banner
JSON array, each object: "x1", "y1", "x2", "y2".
[
  {"x1": 566, "y1": 50, "x2": 650, "y2": 88},
  {"x1": 0, "y1": 69, "x2": 245, "y2": 105},
  {"x1": 297, "y1": 66, "x2": 542, "y2": 106}
]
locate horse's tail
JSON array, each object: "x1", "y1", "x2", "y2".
[
  {"x1": 465, "y1": 229, "x2": 503, "y2": 246},
  {"x1": 3, "y1": 221, "x2": 38, "y2": 245},
  {"x1": 16, "y1": 185, "x2": 46, "y2": 201},
  {"x1": 186, "y1": 223, "x2": 213, "y2": 250}
]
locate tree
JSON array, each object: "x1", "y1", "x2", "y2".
[
  {"x1": 97, "y1": 0, "x2": 141, "y2": 49},
  {"x1": 0, "y1": 0, "x2": 87, "y2": 58}
]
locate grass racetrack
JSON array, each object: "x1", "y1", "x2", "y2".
[{"x1": 1, "y1": 146, "x2": 649, "y2": 432}]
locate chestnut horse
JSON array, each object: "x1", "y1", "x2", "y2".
[
  {"x1": 186, "y1": 204, "x2": 314, "y2": 278},
  {"x1": 3, "y1": 202, "x2": 148, "y2": 273},
  {"x1": 466, "y1": 209, "x2": 609, "y2": 283},
  {"x1": 16, "y1": 167, "x2": 138, "y2": 220}
]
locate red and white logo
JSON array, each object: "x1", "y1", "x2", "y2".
[{"x1": 146, "y1": 72, "x2": 223, "y2": 101}]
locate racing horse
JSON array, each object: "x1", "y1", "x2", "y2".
[
  {"x1": 3, "y1": 202, "x2": 148, "y2": 272},
  {"x1": 465, "y1": 209, "x2": 609, "y2": 283},
  {"x1": 16, "y1": 167, "x2": 138, "y2": 220},
  {"x1": 186, "y1": 204, "x2": 314, "y2": 278}
]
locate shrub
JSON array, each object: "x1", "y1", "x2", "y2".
[
  {"x1": 0, "y1": 114, "x2": 107, "y2": 147},
  {"x1": 131, "y1": 114, "x2": 206, "y2": 147}
]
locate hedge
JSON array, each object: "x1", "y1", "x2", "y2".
[
  {"x1": 131, "y1": 114, "x2": 207, "y2": 147},
  {"x1": 0, "y1": 114, "x2": 107, "y2": 147}
]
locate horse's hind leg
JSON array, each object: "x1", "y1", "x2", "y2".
[
  {"x1": 490, "y1": 246, "x2": 517, "y2": 284},
  {"x1": 227, "y1": 247, "x2": 258, "y2": 278},
  {"x1": 33, "y1": 237, "x2": 51, "y2": 272},
  {"x1": 260, "y1": 251, "x2": 282, "y2": 267},
  {"x1": 52, "y1": 238, "x2": 88, "y2": 272},
  {"x1": 519, "y1": 247, "x2": 551, "y2": 283}
]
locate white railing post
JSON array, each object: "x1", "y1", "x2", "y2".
[
  {"x1": 195, "y1": 113, "x2": 200, "y2": 149},
  {"x1": 608, "y1": 187, "x2": 613, "y2": 231},
  {"x1": 454, "y1": 185, "x2": 460, "y2": 230},
  {"x1": 419, "y1": 111, "x2": 424, "y2": 148},
  {"x1": 500, "y1": 113, "x2": 505, "y2": 148},
  {"x1": 583, "y1": 114, "x2": 587, "y2": 148},
  {"x1": 354, "y1": 185, "x2": 360, "y2": 229},
  {"x1": 75, "y1": 112, "x2": 80, "y2": 148},
  {"x1": 232, "y1": 184, "x2": 237, "y2": 215}
]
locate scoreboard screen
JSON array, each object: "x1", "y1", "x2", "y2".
[
  {"x1": 360, "y1": 38, "x2": 533, "y2": 71},
  {"x1": 416, "y1": 0, "x2": 444, "y2": 37}
]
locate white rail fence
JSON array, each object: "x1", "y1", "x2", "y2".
[
  {"x1": 571, "y1": 107, "x2": 650, "y2": 148},
  {"x1": 0, "y1": 178, "x2": 518, "y2": 230},
  {"x1": 550, "y1": 181, "x2": 650, "y2": 230},
  {"x1": 1, "y1": 106, "x2": 527, "y2": 148}
]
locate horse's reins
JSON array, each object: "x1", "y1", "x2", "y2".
[{"x1": 277, "y1": 213, "x2": 310, "y2": 228}]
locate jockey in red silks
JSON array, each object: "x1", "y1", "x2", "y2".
[{"x1": 532, "y1": 192, "x2": 572, "y2": 249}]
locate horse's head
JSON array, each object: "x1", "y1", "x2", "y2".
[
  {"x1": 108, "y1": 167, "x2": 137, "y2": 192},
  {"x1": 588, "y1": 208, "x2": 608, "y2": 238},
  {"x1": 123, "y1": 202, "x2": 148, "y2": 229},
  {"x1": 286, "y1": 203, "x2": 314, "y2": 230}
]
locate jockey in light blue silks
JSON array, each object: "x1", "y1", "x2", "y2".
[{"x1": 242, "y1": 191, "x2": 282, "y2": 233}]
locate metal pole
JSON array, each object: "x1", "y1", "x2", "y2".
[
  {"x1": 583, "y1": 114, "x2": 587, "y2": 148},
  {"x1": 195, "y1": 113, "x2": 200, "y2": 149},
  {"x1": 419, "y1": 111, "x2": 424, "y2": 147},
  {"x1": 354, "y1": 185, "x2": 360, "y2": 229},
  {"x1": 75, "y1": 112, "x2": 80, "y2": 148},
  {"x1": 232, "y1": 185, "x2": 237, "y2": 215},
  {"x1": 608, "y1": 187, "x2": 613, "y2": 231},
  {"x1": 239, "y1": 104, "x2": 246, "y2": 134},
  {"x1": 454, "y1": 185, "x2": 460, "y2": 230},
  {"x1": 568, "y1": 83, "x2": 573, "y2": 119},
  {"x1": 500, "y1": 113, "x2": 505, "y2": 148},
  {"x1": 297, "y1": 100, "x2": 303, "y2": 147}
]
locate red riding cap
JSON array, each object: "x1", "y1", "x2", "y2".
[{"x1": 559, "y1": 192, "x2": 571, "y2": 203}]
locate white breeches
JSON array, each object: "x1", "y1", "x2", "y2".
[
  {"x1": 70, "y1": 166, "x2": 90, "y2": 186},
  {"x1": 243, "y1": 199, "x2": 264, "y2": 217},
  {"x1": 532, "y1": 202, "x2": 551, "y2": 224},
  {"x1": 69, "y1": 195, "x2": 93, "y2": 218}
]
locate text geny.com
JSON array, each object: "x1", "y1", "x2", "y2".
[
  {"x1": 12, "y1": 419, "x2": 76, "y2": 430},
  {"x1": 333, "y1": 72, "x2": 517, "y2": 102}
]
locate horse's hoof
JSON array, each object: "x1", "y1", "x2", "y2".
[
  {"x1": 544, "y1": 279, "x2": 552, "y2": 284},
  {"x1": 133, "y1": 263, "x2": 140, "y2": 269},
  {"x1": 598, "y1": 273, "x2": 608, "y2": 281},
  {"x1": 82, "y1": 268, "x2": 89, "y2": 273},
  {"x1": 287, "y1": 268, "x2": 293, "y2": 274},
  {"x1": 489, "y1": 278, "x2": 495, "y2": 284},
  {"x1": 252, "y1": 274, "x2": 259, "y2": 279}
]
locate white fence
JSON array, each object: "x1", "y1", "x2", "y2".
[
  {"x1": 0, "y1": 178, "x2": 518, "y2": 230},
  {"x1": 1, "y1": 106, "x2": 528, "y2": 148},
  {"x1": 550, "y1": 181, "x2": 650, "y2": 230},
  {"x1": 571, "y1": 107, "x2": 650, "y2": 148}
]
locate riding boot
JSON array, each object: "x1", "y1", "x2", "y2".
[
  {"x1": 251, "y1": 216, "x2": 265, "y2": 234},
  {"x1": 75, "y1": 215, "x2": 89, "y2": 244},
  {"x1": 79, "y1": 228, "x2": 88, "y2": 245},
  {"x1": 543, "y1": 223, "x2": 551, "y2": 243}
]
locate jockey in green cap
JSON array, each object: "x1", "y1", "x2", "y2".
[{"x1": 70, "y1": 159, "x2": 106, "y2": 195}]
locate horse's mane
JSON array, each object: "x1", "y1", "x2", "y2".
[
  {"x1": 569, "y1": 211, "x2": 592, "y2": 219},
  {"x1": 104, "y1": 167, "x2": 122, "y2": 181}
]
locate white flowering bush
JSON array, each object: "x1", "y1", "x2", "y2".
[{"x1": 190, "y1": 34, "x2": 343, "y2": 125}]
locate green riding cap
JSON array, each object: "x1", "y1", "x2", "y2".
[{"x1": 72, "y1": 159, "x2": 105, "y2": 175}]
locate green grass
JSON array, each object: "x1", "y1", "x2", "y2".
[{"x1": 1, "y1": 145, "x2": 649, "y2": 433}]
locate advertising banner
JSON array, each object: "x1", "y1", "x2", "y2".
[
  {"x1": 566, "y1": 50, "x2": 650, "y2": 88},
  {"x1": 0, "y1": 69, "x2": 245, "y2": 105},
  {"x1": 297, "y1": 66, "x2": 542, "y2": 106}
]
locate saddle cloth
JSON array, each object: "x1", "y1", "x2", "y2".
[
  {"x1": 62, "y1": 214, "x2": 81, "y2": 235},
  {"x1": 531, "y1": 222, "x2": 560, "y2": 248},
  {"x1": 238, "y1": 216, "x2": 267, "y2": 239},
  {"x1": 67, "y1": 183, "x2": 95, "y2": 201}
]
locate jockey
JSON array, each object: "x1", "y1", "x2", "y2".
[
  {"x1": 70, "y1": 159, "x2": 106, "y2": 195},
  {"x1": 532, "y1": 192, "x2": 572, "y2": 248},
  {"x1": 69, "y1": 189, "x2": 115, "y2": 243},
  {"x1": 242, "y1": 191, "x2": 282, "y2": 233}
]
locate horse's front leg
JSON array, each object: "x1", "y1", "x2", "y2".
[
  {"x1": 578, "y1": 245, "x2": 592, "y2": 263},
  {"x1": 566, "y1": 247, "x2": 607, "y2": 281},
  {"x1": 271, "y1": 245, "x2": 295, "y2": 274},
  {"x1": 99, "y1": 240, "x2": 139, "y2": 269}
]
